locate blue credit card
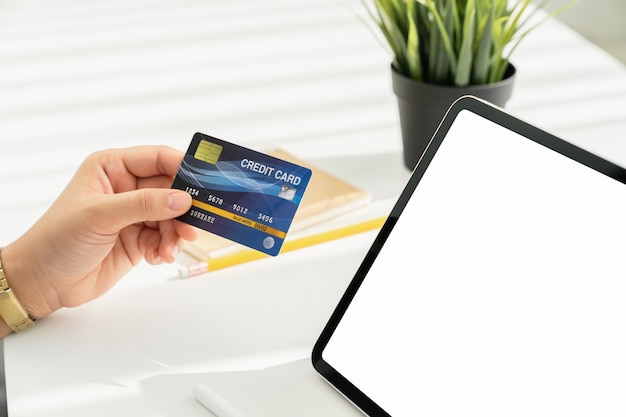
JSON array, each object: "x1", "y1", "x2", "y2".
[{"x1": 171, "y1": 133, "x2": 312, "y2": 256}]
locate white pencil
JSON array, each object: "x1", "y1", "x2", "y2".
[{"x1": 193, "y1": 384, "x2": 247, "y2": 417}]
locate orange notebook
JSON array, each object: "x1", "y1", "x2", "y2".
[{"x1": 182, "y1": 149, "x2": 371, "y2": 260}]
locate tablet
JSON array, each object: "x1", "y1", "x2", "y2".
[{"x1": 312, "y1": 96, "x2": 626, "y2": 416}]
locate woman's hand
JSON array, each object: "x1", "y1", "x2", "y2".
[{"x1": 1, "y1": 146, "x2": 198, "y2": 335}]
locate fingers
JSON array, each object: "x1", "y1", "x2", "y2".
[
  {"x1": 136, "y1": 175, "x2": 176, "y2": 191},
  {"x1": 86, "y1": 146, "x2": 184, "y2": 194},
  {"x1": 174, "y1": 219, "x2": 199, "y2": 242},
  {"x1": 155, "y1": 220, "x2": 197, "y2": 264},
  {"x1": 113, "y1": 146, "x2": 185, "y2": 179},
  {"x1": 156, "y1": 219, "x2": 180, "y2": 264},
  {"x1": 93, "y1": 188, "x2": 192, "y2": 234},
  {"x1": 102, "y1": 189, "x2": 197, "y2": 264},
  {"x1": 76, "y1": 146, "x2": 199, "y2": 265},
  {"x1": 138, "y1": 221, "x2": 194, "y2": 265}
]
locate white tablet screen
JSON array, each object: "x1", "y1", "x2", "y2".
[{"x1": 321, "y1": 108, "x2": 626, "y2": 416}]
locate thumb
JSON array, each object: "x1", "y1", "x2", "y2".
[{"x1": 96, "y1": 189, "x2": 192, "y2": 232}]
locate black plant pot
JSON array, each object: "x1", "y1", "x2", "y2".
[{"x1": 391, "y1": 64, "x2": 516, "y2": 170}]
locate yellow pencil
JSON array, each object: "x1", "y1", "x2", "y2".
[{"x1": 178, "y1": 216, "x2": 387, "y2": 277}]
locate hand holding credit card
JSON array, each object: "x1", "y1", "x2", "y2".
[{"x1": 171, "y1": 133, "x2": 312, "y2": 256}]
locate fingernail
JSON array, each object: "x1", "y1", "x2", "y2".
[
  {"x1": 168, "y1": 192, "x2": 190, "y2": 211},
  {"x1": 171, "y1": 244, "x2": 181, "y2": 258}
]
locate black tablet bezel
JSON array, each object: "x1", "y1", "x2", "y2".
[{"x1": 311, "y1": 95, "x2": 626, "y2": 417}]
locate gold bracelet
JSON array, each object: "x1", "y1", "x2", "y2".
[{"x1": 0, "y1": 250, "x2": 35, "y2": 332}]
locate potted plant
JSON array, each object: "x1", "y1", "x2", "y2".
[{"x1": 360, "y1": 0, "x2": 578, "y2": 169}]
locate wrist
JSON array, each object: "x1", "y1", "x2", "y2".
[
  {"x1": 0, "y1": 250, "x2": 35, "y2": 334},
  {"x1": 1, "y1": 241, "x2": 58, "y2": 323}
]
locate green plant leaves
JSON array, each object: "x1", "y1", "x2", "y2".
[
  {"x1": 472, "y1": 1, "x2": 495, "y2": 85},
  {"x1": 455, "y1": 0, "x2": 476, "y2": 86},
  {"x1": 405, "y1": 0, "x2": 423, "y2": 80},
  {"x1": 367, "y1": 0, "x2": 578, "y2": 86}
]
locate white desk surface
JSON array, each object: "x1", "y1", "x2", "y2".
[{"x1": 1, "y1": 0, "x2": 625, "y2": 416}]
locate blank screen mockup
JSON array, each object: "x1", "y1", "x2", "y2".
[{"x1": 319, "y1": 107, "x2": 626, "y2": 416}]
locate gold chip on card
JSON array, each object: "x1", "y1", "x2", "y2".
[{"x1": 194, "y1": 140, "x2": 223, "y2": 164}]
